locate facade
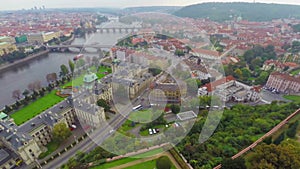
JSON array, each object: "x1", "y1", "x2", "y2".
[
  {"x1": 112, "y1": 61, "x2": 153, "y2": 99},
  {"x1": 43, "y1": 32, "x2": 60, "y2": 43},
  {"x1": 26, "y1": 33, "x2": 44, "y2": 44},
  {"x1": 0, "y1": 36, "x2": 15, "y2": 44},
  {"x1": 15, "y1": 35, "x2": 28, "y2": 44},
  {"x1": 198, "y1": 76, "x2": 260, "y2": 102},
  {"x1": 265, "y1": 72, "x2": 300, "y2": 94},
  {"x1": 27, "y1": 31, "x2": 60, "y2": 44},
  {"x1": 0, "y1": 148, "x2": 19, "y2": 169},
  {"x1": 150, "y1": 73, "x2": 187, "y2": 103},
  {"x1": 0, "y1": 100, "x2": 76, "y2": 165},
  {"x1": 0, "y1": 42, "x2": 17, "y2": 56}
]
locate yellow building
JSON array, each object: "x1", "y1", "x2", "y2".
[
  {"x1": 0, "y1": 36, "x2": 15, "y2": 44},
  {"x1": 43, "y1": 32, "x2": 60, "y2": 43},
  {"x1": 0, "y1": 42, "x2": 17, "y2": 56},
  {"x1": 26, "y1": 33, "x2": 44, "y2": 44},
  {"x1": 27, "y1": 31, "x2": 60, "y2": 44}
]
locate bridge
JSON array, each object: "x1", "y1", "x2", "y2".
[
  {"x1": 46, "y1": 43, "x2": 113, "y2": 53},
  {"x1": 96, "y1": 21, "x2": 142, "y2": 33}
]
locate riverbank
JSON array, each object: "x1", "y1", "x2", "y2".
[{"x1": 0, "y1": 50, "x2": 50, "y2": 74}]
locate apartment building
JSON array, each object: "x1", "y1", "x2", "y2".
[{"x1": 265, "y1": 72, "x2": 300, "y2": 93}]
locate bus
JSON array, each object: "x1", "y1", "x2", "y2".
[{"x1": 132, "y1": 105, "x2": 143, "y2": 111}]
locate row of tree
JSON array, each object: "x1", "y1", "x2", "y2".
[{"x1": 176, "y1": 101, "x2": 299, "y2": 168}]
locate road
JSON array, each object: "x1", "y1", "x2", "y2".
[
  {"x1": 41, "y1": 99, "x2": 143, "y2": 169},
  {"x1": 214, "y1": 108, "x2": 300, "y2": 169}
]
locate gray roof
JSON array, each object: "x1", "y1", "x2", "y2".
[
  {"x1": 0, "y1": 100, "x2": 72, "y2": 150},
  {"x1": 0, "y1": 148, "x2": 18, "y2": 165},
  {"x1": 18, "y1": 100, "x2": 72, "y2": 134}
]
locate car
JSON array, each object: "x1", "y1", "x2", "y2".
[
  {"x1": 109, "y1": 129, "x2": 115, "y2": 133},
  {"x1": 149, "y1": 130, "x2": 153, "y2": 135},
  {"x1": 71, "y1": 124, "x2": 77, "y2": 129},
  {"x1": 153, "y1": 129, "x2": 156, "y2": 134},
  {"x1": 156, "y1": 128, "x2": 160, "y2": 133}
]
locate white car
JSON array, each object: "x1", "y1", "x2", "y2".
[
  {"x1": 109, "y1": 129, "x2": 115, "y2": 133},
  {"x1": 153, "y1": 129, "x2": 156, "y2": 134}
]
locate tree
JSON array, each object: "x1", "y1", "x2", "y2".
[
  {"x1": 60, "y1": 64, "x2": 69, "y2": 76},
  {"x1": 286, "y1": 121, "x2": 299, "y2": 138},
  {"x1": 246, "y1": 142, "x2": 300, "y2": 169},
  {"x1": 22, "y1": 89, "x2": 30, "y2": 97},
  {"x1": 46, "y1": 73, "x2": 57, "y2": 84},
  {"x1": 156, "y1": 156, "x2": 172, "y2": 169},
  {"x1": 12, "y1": 90, "x2": 22, "y2": 100},
  {"x1": 52, "y1": 122, "x2": 71, "y2": 142},
  {"x1": 33, "y1": 80, "x2": 42, "y2": 91},
  {"x1": 170, "y1": 104, "x2": 180, "y2": 114},
  {"x1": 97, "y1": 99, "x2": 111, "y2": 111},
  {"x1": 273, "y1": 132, "x2": 285, "y2": 145},
  {"x1": 27, "y1": 83, "x2": 35, "y2": 92},
  {"x1": 221, "y1": 157, "x2": 246, "y2": 169},
  {"x1": 68, "y1": 60, "x2": 75, "y2": 73}
]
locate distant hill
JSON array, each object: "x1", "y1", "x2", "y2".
[
  {"x1": 122, "y1": 6, "x2": 181, "y2": 14},
  {"x1": 173, "y1": 2, "x2": 300, "y2": 22}
]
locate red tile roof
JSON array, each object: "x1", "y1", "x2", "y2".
[{"x1": 202, "y1": 75, "x2": 235, "y2": 92}]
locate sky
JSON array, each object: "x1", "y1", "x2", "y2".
[{"x1": 0, "y1": 0, "x2": 300, "y2": 11}]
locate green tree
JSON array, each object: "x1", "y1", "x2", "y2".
[
  {"x1": 286, "y1": 121, "x2": 299, "y2": 138},
  {"x1": 97, "y1": 99, "x2": 111, "y2": 111},
  {"x1": 221, "y1": 157, "x2": 246, "y2": 169},
  {"x1": 246, "y1": 142, "x2": 300, "y2": 169},
  {"x1": 68, "y1": 60, "x2": 75, "y2": 73},
  {"x1": 170, "y1": 104, "x2": 181, "y2": 114},
  {"x1": 52, "y1": 122, "x2": 71, "y2": 142},
  {"x1": 156, "y1": 156, "x2": 172, "y2": 169},
  {"x1": 273, "y1": 132, "x2": 285, "y2": 145},
  {"x1": 60, "y1": 64, "x2": 69, "y2": 77}
]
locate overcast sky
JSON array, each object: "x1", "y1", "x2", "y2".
[{"x1": 0, "y1": 0, "x2": 300, "y2": 11}]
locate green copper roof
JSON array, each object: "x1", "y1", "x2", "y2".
[
  {"x1": 0, "y1": 112, "x2": 8, "y2": 120},
  {"x1": 83, "y1": 72, "x2": 98, "y2": 83}
]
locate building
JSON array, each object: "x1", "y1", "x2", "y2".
[
  {"x1": 15, "y1": 35, "x2": 28, "y2": 44},
  {"x1": 176, "y1": 111, "x2": 197, "y2": 121},
  {"x1": 0, "y1": 42, "x2": 17, "y2": 56},
  {"x1": 27, "y1": 31, "x2": 60, "y2": 44},
  {"x1": 26, "y1": 33, "x2": 44, "y2": 44},
  {"x1": 265, "y1": 72, "x2": 300, "y2": 94},
  {"x1": 150, "y1": 73, "x2": 187, "y2": 103},
  {"x1": 0, "y1": 148, "x2": 20, "y2": 169},
  {"x1": 198, "y1": 76, "x2": 260, "y2": 102},
  {"x1": 42, "y1": 32, "x2": 60, "y2": 43},
  {"x1": 0, "y1": 36, "x2": 15, "y2": 44},
  {"x1": 83, "y1": 70, "x2": 98, "y2": 90},
  {"x1": 112, "y1": 61, "x2": 153, "y2": 99}
]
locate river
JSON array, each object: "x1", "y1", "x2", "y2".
[{"x1": 0, "y1": 32, "x2": 127, "y2": 109}]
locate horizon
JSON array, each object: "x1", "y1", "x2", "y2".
[{"x1": 1, "y1": 0, "x2": 300, "y2": 11}]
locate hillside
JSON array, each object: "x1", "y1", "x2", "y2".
[
  {"x1": 122, "y1": 6, "x2": 181, "y2": 14},
  {"x1": 173, "y1": 2, "x2": 300, "y2": 22}
]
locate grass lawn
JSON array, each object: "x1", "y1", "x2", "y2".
[
  {"x1": 38, "y1": 141, "x2": 60, "y2": 159},
  {"x1": 283, "y1": 95, "x2": 300, "y2": 102},
  {"x1": 291, "y1": 69, "x2": 300, "y2": 76},
  {"x1": 63, "y1": 66, "x2": 111, "y2": 87},
  {"x1": 10, "y1": 90, "x2": 64, "y2": 125},
  {"x1": 117, "y1": 119, "x2": 140, "y2": 135},
  {"x1": 124, "y1": 156, "x2": 176, "y2": 169},
  {"x1": 92, "y1": 148, "x2": 165, "y2": 169},
  {"x1": 128, "y1": 109, "x2": 162, "y2": 123}
]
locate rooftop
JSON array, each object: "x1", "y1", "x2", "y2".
[{"x1": 176, "y1": 110, "x2": 197, "y2": 121}]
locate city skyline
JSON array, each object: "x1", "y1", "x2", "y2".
[{"x1": 0, "y1": 0, "x2": 300, "y2": 11}]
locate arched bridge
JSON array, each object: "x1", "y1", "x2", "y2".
[{"x1": 46, "y1": 44, "x2": 113, "y2": 53}]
